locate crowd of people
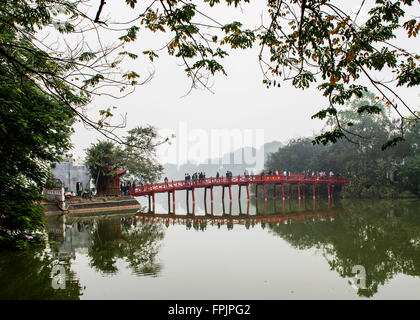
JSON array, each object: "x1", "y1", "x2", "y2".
[
  {"x1": 120, "y1": 181, "x2": 142, "y2": 195},
  {"x1": 261, "y1": 169, "x2": 337, "y2": 180},
  {"x1": 127, "y1": 169, "x2": 339, "y2": 192},
  {"x1": 179, "y1": 169, "x2": 339, "y2": 187},
  {"x1": 182, "y1": 170, "x2": 239, "y2": 186},
  {"x1": 184, "y1": 172, "x2": 207, "y2": 185}
]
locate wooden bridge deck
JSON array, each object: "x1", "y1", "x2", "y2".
[{"x1": 131, "y1": 174, "x2": 348, "y2": 197}]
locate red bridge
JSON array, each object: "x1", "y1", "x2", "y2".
[{"x1": 131, "y1": 174, "x2": 348, "y2": 212}]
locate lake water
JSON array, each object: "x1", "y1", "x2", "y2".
[{"x1": 1, "y1": 193, "x2": 419, "y2": 300}]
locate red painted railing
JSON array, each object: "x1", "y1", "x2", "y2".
[{"x1": 130, "y1": 174, "x2": 348, "y2": 197}]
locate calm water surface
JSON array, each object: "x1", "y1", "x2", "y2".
[{"x1": 1, "y1": 195, "x2": 419, "y2": 299}]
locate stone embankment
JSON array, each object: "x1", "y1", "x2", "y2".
[{"x1": 43, "y1": 195, "x2": 141, "y2": 215}]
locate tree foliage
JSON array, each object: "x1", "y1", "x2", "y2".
[
  {"x1": 2, "y1": 0, "x2": 418, "y2": 145},
  {"x1": 0, "y1": 242, "x2": 83, "y2": 299},
  {"x1": 268, "y1": 199, "x2": 420, "y2": 297},
  {"x1": 265, "y1": 92, "x2": 420, "y2": 197},
  {"x1": 85, "y1": 141, "x2": 125, "y2": 187},
  {"x1": 122, "y1": 126, "x2": 165, "y2": 183},
  {"x1": 0, "y1": 59, "x2": 75, "y2": 248},
  {"x1": 90, "y1": 0, "x2": 419, "y2": 145},
  {"x1": 85, "y1": 126, "x2": 164, "y2": 190},
  {"x1": 88, "y1": 217, "x2": 164, "y2": 276}
]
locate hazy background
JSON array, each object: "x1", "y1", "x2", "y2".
[{"x1": 66, "y1": 1, "x2": 420, "y2": 169}]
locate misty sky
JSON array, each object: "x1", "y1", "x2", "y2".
[{"x1": 66, "y1": 1, "x2": 420, "y2": 165}]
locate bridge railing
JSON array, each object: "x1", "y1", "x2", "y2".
[{"x1": 131, "y1": 174, "x2": 348, "y2": 195}]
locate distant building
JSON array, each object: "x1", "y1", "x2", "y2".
[{"x1": 51, "y1": 156, "x2": 92, "y2": 194}]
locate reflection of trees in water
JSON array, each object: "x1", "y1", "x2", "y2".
[
  {"x1": 88, "y1": 216, "x2": 164, "y2": 276},
  {"x1": 0, "y1": 243, "x2": 83, "y2": 299},
  {"x1": 253, "y1": 196, "x2": 336, "y2": 215},
  {"x1": 268, "y1": 199, "x2": 420, "y2": 297}
]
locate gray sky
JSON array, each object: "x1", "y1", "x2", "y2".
[{"x1": 67, "y1": 0, "x2": 420, "y2": 165}]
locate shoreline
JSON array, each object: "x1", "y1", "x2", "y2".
[{"x1": 43, "y1": 195, "x2": 141, "y2": 215}]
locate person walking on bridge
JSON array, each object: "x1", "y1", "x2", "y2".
[{"x1": 226, "y1": 170, "x2": 232, "y2": 182}]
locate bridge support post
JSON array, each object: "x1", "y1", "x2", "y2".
[
  {"x1": 172, "y1": 190, "x2": 175, "y2": 214},
  {"x1": 332, "y1": 185, "x2": 335, "y2": 198},
  {"x1": 152, "y1": 193, "x2": 155, "y2": 213},
  {"x1": 327, "y1": 184, "x2": 331, "y2": 199},
  {"x1": 192, "y1": 188, "x2": 195, "y2": 203},
  {"x1": 238, "y1": 185, "x2": 241, "y2": 201},
  {"x1": 222, "y1": 198, "x2": 226, "y2": 215},
  {"x1": 288, "y1": 184, "x2": 291, "y2": 199},
  {"x1": 273, "y1": 196, "x2": 277, "y2": 213},
  {"x1": 263, "y1": 183, "x2": 267, "y2": 201},
  {"x1": 303, "y1": 184, "x2": 306, "y2": 198},
  {"x1": 318, "y1": 184, "x2": 320, "y2": 198},
  {"x1": 255, "y1": 184, "x2": 258, "y2": 200},
  {"x1": 313, "y1": 184, "x2": 316, "y2": 199},
  {"x1": 186, "y1": 190, "x2": 189, "y2": 214},
  {"x1": 273, "y1": 184, "x2": 276, "y2": 200},
  {"x1": 246, "y1": 184, "x2": 250, "y2": 201},
  {"x1": 282, "y1": 183, "x2": 285, "y2": 200},
  {"x1": 222, "y1": 186, "x2": 225, "y2": 202},
  {"x1": 229, "y1": 185, "x2": 232, "y2": 202},
  {"x1": 167, "y1": 192, "x2": 170, "y2": 214},
  {"x1": 148, "y1": 194, "x2": 152, "y2": 212},
  {"x1": 210, "y1": 186, "x2": 213, "y2": 203},
  {"x1": 297, "y1": 183, "x2": 301, "y2": 200},
  {"x1": 204, "y1": 187, "x2": 207, "y2": 203}
]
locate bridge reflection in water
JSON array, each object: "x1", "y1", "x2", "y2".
[
  {"x1": 134, "y1": 204, "x2": 347, "y2": 231},
  {"x1": 139, "y1": 187, "x2": 339, "y2": 216},
  {"x1": 40, "y1": 198, "x2": 420, "y2": 299},
  {"x1": 46, "y1": 198, "x2": 344, "y2": 247}
]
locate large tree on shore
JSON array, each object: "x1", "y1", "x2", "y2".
[
  {"x1": 85, "y1": 126, "x2": 164, "y2": 194},
  {"x1": 0, "y1": 61, "x2": 75, "y2": 248}
]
